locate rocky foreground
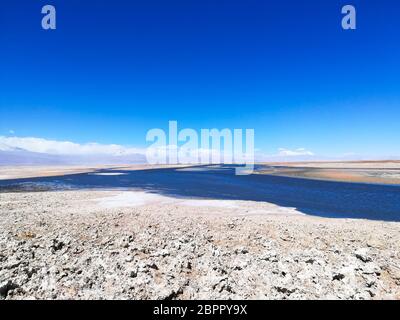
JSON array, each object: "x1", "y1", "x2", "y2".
[{"x1": 1, "y1": 190, "x2": 399, "y2": 300}]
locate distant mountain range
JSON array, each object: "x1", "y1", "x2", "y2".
[
  {"x1": 1, "y1": 137, "x2": 398, "y2": 165},
  {"x1": 0, "y1": 146, "x2": 147, "y2": 165}
]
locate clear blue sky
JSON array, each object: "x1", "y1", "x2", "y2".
[{"x1": 1, "y1": 0, "x2": 399, "y2": 157}]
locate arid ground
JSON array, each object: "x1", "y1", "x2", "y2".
[
  {"x1": 257, "y1": 161, "x2": 400, "y2": 185},
  {"x1": 0, "y1": 162, "x2": 399, "y2": 300}
]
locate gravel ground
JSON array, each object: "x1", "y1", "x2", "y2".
[{"x1": 1, "y1": 190, "x2": 399, "y2": 300}]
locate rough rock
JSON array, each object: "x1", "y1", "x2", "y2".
[{"x1": 0, "y1": 190, "x2": 400, "y2": 300}]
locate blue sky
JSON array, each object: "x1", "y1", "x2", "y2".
[{"x1": 1, "y1": 0, "x2": 399, "y2": 158}]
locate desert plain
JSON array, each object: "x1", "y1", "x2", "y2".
[{"x1": 0, "y1": 161, "x2": 399, "y2": 300}]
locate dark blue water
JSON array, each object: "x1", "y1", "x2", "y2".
[{"x1": 1, "y1": 165, "x2": 400, "y2": 221}]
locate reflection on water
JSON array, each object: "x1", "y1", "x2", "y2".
[{"x1": 88, "y1": 172, "x2": 128, "y2": 176}]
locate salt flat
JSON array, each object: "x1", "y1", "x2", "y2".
[
  {"x1": 1, "y1": 189, "x2": 399, "y2": 299},
  {"x1": 1, "y1": 163, "x2": 400, "y2": 300},
  {"x1": 257, "y1": 161, "x2": 400, "y2": 185}
]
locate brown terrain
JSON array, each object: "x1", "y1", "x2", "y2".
[{"x1": 257, "y1": 161, "x2": 400, "y2": 185}]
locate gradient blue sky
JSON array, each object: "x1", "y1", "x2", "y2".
[{"x1": 1, "y1": 0, "x2": 399, "y2": 157}]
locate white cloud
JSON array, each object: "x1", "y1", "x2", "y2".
[
  {"x1": 0, "y1": 136, "x2": 145, "y2": 156},
  {"x1": 0, "y1": 136, "x2": 254, "y2": 163},
  {"x1": 254, "y1": 148, "x2": 316, "y2": 162},
  {"x1": 8, "y1": 130, "x2": 15, "y2": 134},
  {"x1": 0, "y1": 136, "x2": 315, "y2": 164},
  {"x1": 277, "y1": 148, "x2": 314, "y2": 157}
]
